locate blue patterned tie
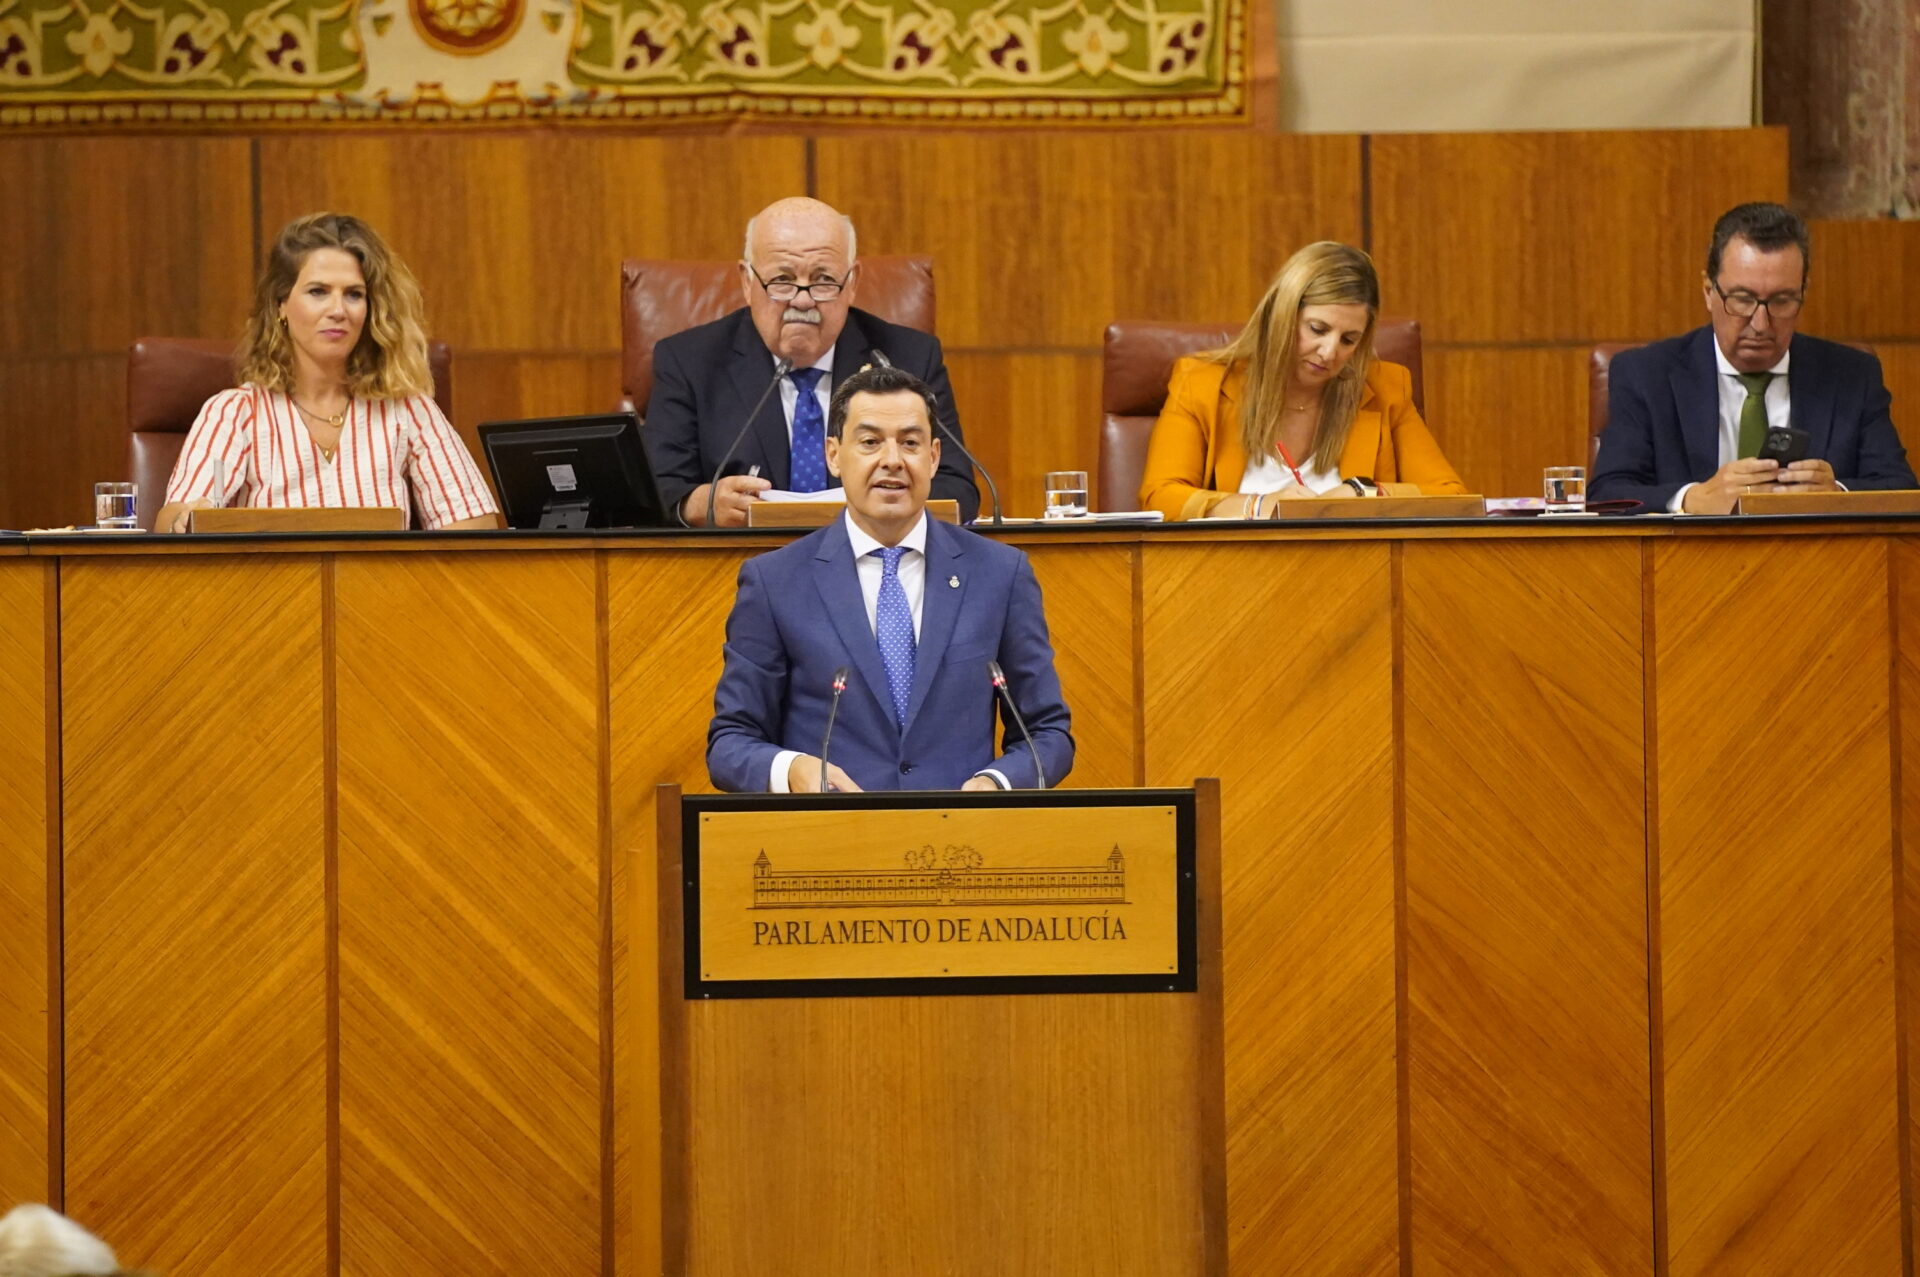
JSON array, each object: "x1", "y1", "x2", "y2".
[
  {"x1": 872, "y1": 546, "x2": 915, "y2": 730},
  {"x1": 789, "y1": 366, "x2": 827, "y2": 493}
]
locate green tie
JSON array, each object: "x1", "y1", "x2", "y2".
[{"x1": 1736, "y1": 371, "x2": 1773, "y2": 458}]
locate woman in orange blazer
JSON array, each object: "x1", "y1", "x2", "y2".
[{"x1": 1139, "y1": 242, "x2": 1466, "y2": 521}]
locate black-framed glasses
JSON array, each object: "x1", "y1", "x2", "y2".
[
  {"x1": 1711, "y1": 280, "x2": 1804, "y2": 320},
  {"x1": 748, "y1": 264, "x2": 849, "y2": 303}
]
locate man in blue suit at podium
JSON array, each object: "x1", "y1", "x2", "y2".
[{"x1": 707, "y1": 362, "x2": 1074, "y2": 793}]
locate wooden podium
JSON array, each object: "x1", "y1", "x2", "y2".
[{"x1": 656, "y1": 783, "x2": 1225, "y2": 1275}]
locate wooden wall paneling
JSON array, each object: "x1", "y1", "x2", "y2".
[
  {"x1": 0, "y1": 138, "x2": 254, "y2": 357},
  {"x1": 333, "y1": 552, "x2": 602, "y2": 1276},
  {"x1": 1369, "y1": 130, "x2": 1790, "y2": 345},
  {"x1": 255, "y1": 137, "x2": 809, "y2": 356},
  {"x1": 1401, "y1": 539, "x2": 1653, "y2": 1272},
  {"x1": 0, "y1": 355, "x2": 130, "y2": 532},
  {"x1": 1421, "y1": 346, "x2": 1593, "y2": 500},
  {"x1": 1022, "y1": 542, "x2": 1138, "y2": 788},
  {"x1": 1873, "y1": 344, "x2": 1920, "y2": 439},
  {"x1": 1652, "y1": 535, "x2": 1902, "y2": 1273},
  {"x1": 1812, "y1": 219, "x2": 1920, "y2": 339},
  {"x1": 0, "y1": 561, "x2": 51, "y2": 1210},
  {"x1": 1899, "y1": 538, "x2": 1920, "y2": 1272},
  {"x1": 606, "y1": 548, "x2": 742, "y2": 1277},
  {"x1": 1140, "y1": 540, "x2": 1398, "y2": 1275},
  {"x1": 816, "y1": 134, "x2": 1365, "y2": 350},
  {"x1": 452, "y1": 353, "x2": 628, "y2": 470},
  {"x1": 61, "y1": 556, "x2": 327, "y2": 1276},
  {"x1": 946, "y1": 351, "x2": 1104, "y2": 520}
]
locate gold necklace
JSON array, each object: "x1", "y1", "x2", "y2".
[{"x1": 292, "y1": 395, "x2": 349, "y2": 460}]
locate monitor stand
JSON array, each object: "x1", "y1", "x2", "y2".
[{"x1": 539, "y1": 499, "x2": 592, "y2": 530}]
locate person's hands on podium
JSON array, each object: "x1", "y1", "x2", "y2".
[
  {"x1": 156, "y1": 497, "x2": 220, "y2": 534},
  {"x1": 960, "y1": 775, "x2": 999, "y2": 792},
  {"x1": 1682, "y1": 457, "x2": 1783, "y2": 514},
  {"x1": 1772, "y1": 458, "x2": 1839, "y2": 491},
  {"x1": 683, "y1": 474, "x2": 773, "y2": 528},
  {"x1": 788, "y1": 754, "x2": 861, "y2": 793}
]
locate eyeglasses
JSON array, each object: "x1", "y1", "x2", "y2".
[
  {"x1": 1711, "y1": 280, "x2": 1804, "y2": 320},
  {"x1": 748, "y1": 265, "x2": 849, "y2": 303}
]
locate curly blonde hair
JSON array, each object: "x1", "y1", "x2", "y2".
[
  {"x1": 1204, "y1": 241, "x2": 1381, "y2": 475},
  {"x1": 237, "y1": 213, "x2": 432, "y2": 399}
]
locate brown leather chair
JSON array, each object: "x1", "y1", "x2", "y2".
[
  {"x1": 1589, "y1": 337, "x2": 1877, "y2": 465},
  {"x1": 1098, "y1": 317, "x2": 1424, "y2": 513},
  {"x1": 127, "y1": 337, "x2": 453, "y2": 531},
  {"x1": 618, "y1": 256, "x2": 936, "y2": 415}
]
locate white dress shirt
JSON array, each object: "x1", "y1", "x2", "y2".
[
  {"x1": 1239, "y1": 450, "x2": 1344, "y2": 498},
  {"x1": 1669, "y1": 342, "x2": 1793, "y2": 512},
  {"x1": 769, "y1": 513, "x2": 1008, "y2": 791}
]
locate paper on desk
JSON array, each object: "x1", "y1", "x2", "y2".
[{"x1": 756, "y1": 489, "x2": 848, "y2": 504}]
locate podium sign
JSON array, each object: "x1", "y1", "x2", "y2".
[{"x1": 681, "y1": 790, "x2": 1196, "y2": 998}]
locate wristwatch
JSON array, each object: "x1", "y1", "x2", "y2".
[{"x1": 1345, "y1": 476, "x2": 1380, "y2": 497}]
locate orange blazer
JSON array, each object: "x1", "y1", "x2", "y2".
[{"x1": 1138, "y1": 356, "x2": 1467, "y2": 520}]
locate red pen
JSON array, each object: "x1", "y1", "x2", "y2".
[{"x1": 1273, "y1": 440, "x2": 1306, "y2": 489}]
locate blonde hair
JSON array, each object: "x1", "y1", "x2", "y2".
[
  {"x1": 1204, "y1": 242, "x2": 1380, "y2": 474},
  {"x1": 237, "y1": 213, "x2": 432, "y2": 399}
]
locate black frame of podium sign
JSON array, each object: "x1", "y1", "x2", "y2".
[{"x1": 679, "y1": 787, "x2": 1198, "y2": 1001}]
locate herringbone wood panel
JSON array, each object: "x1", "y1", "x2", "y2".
[
  {"x1": 0, "y1": 561, "x2": 49, "y2": 1210},
  {"x1": 335, "y1": 553, "x2": 602, "y2": 1277},
  {"x1": 62, "y1": 557, "x2": 327, "y2": 1276},
  {"x1": 1896, "y1": 539, "x2": 1920, "y2": 1271},
  {"x1": 607, "y1": 551, "x2": 738, "y2": 1277},
  {"x1": 1141, "y1": 541, "x2": 1398, "y2": 1276},
  {"x1": 1402, "y1": 540, "x2": 1653, "y2": 1274},
  {"x1": 1653, "y1": 536, "x2": 1901, "y2": 1274},
  {"x1": 1026, "y1": 544, "x2": 1138, "y2": 787}
]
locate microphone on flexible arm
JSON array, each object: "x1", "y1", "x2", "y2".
[
  {"x1": 818, "y1": 666, "x2": 851, "y2": 793},
  {"x1": 705, "y1": 356, "x2": 794, "y2": 528},
  {"x1": 867, "y1": 348, "x2": 1003, "y2": 526},
  {"x1": 986, "y1": 660, "x2": 1046, "y2": 790}
]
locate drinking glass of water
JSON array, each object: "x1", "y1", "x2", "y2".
[
  {"x1": 1542, "y1": 466, "x2": 1587, "y2": 514},
  {"x1": 93, "y1": 482, "x2": 137, "y2": 529},
  {"x1": 1043, "y1": 470, "x2": 1089, "y2": 519}
]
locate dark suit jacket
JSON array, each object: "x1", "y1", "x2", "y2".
[
  {"x1": 707, "y1": 514, "x2": 1073, "y2": 793},
  {"x1": 1591, "y1": 326, "x2": 1916, "y2": 509},
  {"x1": 642, "y1": 306, "x2": 981, "y2": 522}
]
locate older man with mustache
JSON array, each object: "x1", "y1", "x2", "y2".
[{"x1": 641, "y1": 197, "x2": 980, "y2": 527}]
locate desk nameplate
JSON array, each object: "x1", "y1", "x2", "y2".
[{"x1": 681, "y1": 790, "x2": 1196, "y2": 999}]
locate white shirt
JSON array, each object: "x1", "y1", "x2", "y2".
[
  {"x1": 776, "y1": 348, "x2": 835, "y2": 494},
  {"x1": 769, "y1": 513, "x2": 1007, "y2": 791},
  {"x1": 1239, "y1": 450, "x2": 1344, "y2": 497},
  {"x1": 1669, "y1": 343, "x2": 1793, "y2": 512}
]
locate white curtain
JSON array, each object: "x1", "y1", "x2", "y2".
[{"x1": 1275, "y1": 0, "x2": 1756, "y2": 132}]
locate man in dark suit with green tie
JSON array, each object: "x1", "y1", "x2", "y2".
[{"x1": 1591, "y1": 202, "x2": 1916, "y2": 514}]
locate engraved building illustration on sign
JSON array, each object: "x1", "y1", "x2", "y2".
[{"x1": 753, "y1": 844, "x2": 1128, "y2": 909}]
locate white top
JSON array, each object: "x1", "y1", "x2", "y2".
[
  {"x1": 1669, "y1": 343, "x2": 1794, "y2": 512},
  {"x1": 769, "y1": 512, "x2": 1007, "y2": 791},
  {"x1": 1239, "y1": 450, "x2": 1344, "y2": 497},
  {"x1": 164, "y1": 385, "x2": 497, "y2": 529}
]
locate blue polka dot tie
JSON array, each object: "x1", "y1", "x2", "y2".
[
  {"x1": 789, "y1": 366, "x2": 828, "y2": 494},
  {"x1": 872, "y1": 546, "x2": 915, "y2": 730}
]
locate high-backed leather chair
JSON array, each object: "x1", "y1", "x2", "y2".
[
  {"x1": 127, "y1": 337, "x2": 453, "y2": 531},
  {"x1": 618, "y1": 256, "x2": 936, "y2": 415},
  {"x1": 1589, "y1": 337, "x2": 1877, "y2": 465},
  {"x1": 1098, "y1": 317, "x2": 1424, "y2": 513}
]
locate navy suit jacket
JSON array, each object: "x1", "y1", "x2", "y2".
[
  {"x1": 641, "y1": 306, "x2": 980, "y2": 522},
  {"x1": 707, "y1": 514, "x2": 1073, "y2": 793},
  {"x1": 1591, "y1": 326, "x2": 1916, "y2": 509}
]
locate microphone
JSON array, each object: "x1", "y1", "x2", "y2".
[
  {"x1": 869, "y1": 348, "x2": 1003, "y2": 526},
  {"x1": 818, "y1": 665, "x2": 850, "y2": 793},
  {"x1": 706, "y1": 356, "x2": 793, "y2": 527},
  {"x1": 987, "y1": 659, "x2": 1045, "y2": 790}
]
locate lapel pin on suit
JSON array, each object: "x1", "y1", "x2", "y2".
[{"x1": 948, "y1": 575, "x2": 960, "y2": 589}]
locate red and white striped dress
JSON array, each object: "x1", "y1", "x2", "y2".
[{"x1": 164, "y1": 386, "x2": 498, "y2": 529}]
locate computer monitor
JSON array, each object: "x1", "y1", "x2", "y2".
[{"x1": 479, "y1": 412, "x2": 670, "y2": 530}]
